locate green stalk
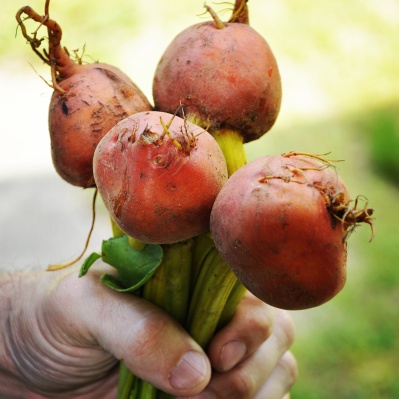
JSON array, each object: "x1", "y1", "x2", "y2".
[
  {"x1": 135, "y1": 240, "x2": 193, "y2": 397},
  {"x1": 183, "y1": 122, "x2": 248, "y2": 348},
  {"x1": 142, "y1": 258, "x2": 167, "y2": 308},
  {"x1": 111, "y1": 217, "x2": 125, "y2": 237},
  {"x1": 186, "y1": 247, "x2": 238, "y2": 348},
  {"x1": 186, "y1": 247, "x2": 221, "y2": 325},
  {"x1": 186, "y1": 114, "x2": 247, "y2": 177},
  {"x1": 163, "y1": 240, "x2": 193, "y2": 325},
  {"x1": 137, "y1": 381, "x2": 157, "y2": 399},
  {"x1": 117, "y1": 361, "x2": 136, "y2": 399},
  {"x1": 217, "y1": 279, "x2": 247, "y2": 330},
  {"x1": 188, "y1": 229, "x2": 248, "y2": 347},
  {"x1": 143, "y1": 239, "x2": 193, "y2": 324},
  {"x1": 191, "y1": 232, "x2": 214, "y2": 286},
  {"x1": 209, "y1": 127, "x2": 247, "y2": 176},
  {"x1": 128, "y1": 236, "x2": 146, "y2": 251}
]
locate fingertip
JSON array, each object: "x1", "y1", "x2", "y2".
[
  {"x1": 218, "y1": 340, "x2": 247, "y2": 372},
  {"x1": 114, "y1": 310, "x2": 211, "y2": 395}
]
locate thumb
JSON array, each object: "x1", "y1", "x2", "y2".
[{"x1": 54, "y1": 263, "x2": 211, "y2": 396}]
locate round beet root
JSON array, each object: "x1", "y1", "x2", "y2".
[
  {"x1": 49, "y1": 63, "x2": 151, "y2": 188},
  {"x1": 210, "y1": 152, "x2": 374, "y2": 310},
  {"x1": 16, "y1": 6, "x2": 151, "y2": 188},
  {"x1": 152, "y1": 9, "x2": 281, "y2": 143},
  {"x1": 93, "y1": 111, "x2": 228, "y2": 244}
]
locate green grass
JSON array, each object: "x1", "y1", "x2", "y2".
[{"x1": 2, "y1": 0, "x2": 399, "y2": 398}]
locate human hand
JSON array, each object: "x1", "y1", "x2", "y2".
[
  {"x1": 192, "y1": 294, "x2": 297, "y2": 399},
  {"x1": 0, "y1": 262, "x2": 297, "y2": 399}
]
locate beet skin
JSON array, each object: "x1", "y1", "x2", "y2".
[{"x1": 94, "y1": 111, "x2": 228, "y2": 244}]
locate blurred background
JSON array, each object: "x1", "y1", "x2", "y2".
[{"x1": 1, "y1": 0, "x2": 398, "y2": 398}]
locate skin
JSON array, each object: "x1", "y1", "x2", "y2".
[
  {"x1": 210, "y1": 154, "x2": 349, "y2": 310},
  {"x1": 94, "y1": 111, "x2": 228, "y2": 244},
  {"x1": 153, "y1": 21, "x2": 282, "y2": 142},
  {"x1": 0, "y1": 262, "x2": 297, "y2": 398},
  {"x1": 49, "y1": 63, "x2": 152, "y2": 188}
]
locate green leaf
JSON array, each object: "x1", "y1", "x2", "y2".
[
  {"x1": 100, "y1": 274, "x2": 126, "y2": 291},
  {"x1": 79, "y1": 252, "x2": 102, "y2": 277},
  {"x1": 101, "y1": 236, "x2": 163, "y2": 292}
]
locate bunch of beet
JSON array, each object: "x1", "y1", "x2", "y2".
[{"x1": 16, "y1": 0, "x2": 374, "y2": 398}]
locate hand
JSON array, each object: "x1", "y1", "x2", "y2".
[
  {"x1": 197, "y1": 294, "x2": 297, "y2": 399},
  {"x1": 0, "y1": 262, "x2": 297, "y2": 399}
]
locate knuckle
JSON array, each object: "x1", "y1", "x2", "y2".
[
  {"x1": 240, "y1": 294, "x2": 276, "y2": 341},
  {"x1": 228, "y1": 371, "x2": 257, "y2": 399},
  {"x1": 247, "y1": 308, "x2": 274, "y2": 343},
  {"x1": 130, "y1": 309, "x2": 171, "y2": 359},
  {"x1": 255, "y1": 304, "x2": 276, "y2": 339}
]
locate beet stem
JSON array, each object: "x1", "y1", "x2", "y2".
[
  {"x1": 128, "y1": 236, "x2": 146, "y2": 251},
  {"x1": 187, "y1": 245, "x2": 238, "y2": 348},
  {"x1": 228, "y1": 0, "x2": 250, "y2": 24},
  {"x1": 111, "y1": 217, "x2": 126, "y2": 237},
  {"x1": 137, "y1": 380, "x2": 157, "y2": 398},
  {"x1": 204, "y1": 4, "x2": 225, "y2": 29},
  {"x1": 163, "y1": 240, "x2": 193, "y2": 325},
  {"x1": 117, "y1": 362, "x2": 135, "y2": 399},
  {"x1": 210, "y1": 128, "x2": 247, "y2": 176},
  {"x1": 191, "y1": 233, "x2": 215, "y2": 289},
  {"x1": 217, "y1": 279, "x2": 247, "y2": 329},
  {"x1": 185, "y1": 114, "x2": 247, "y2": 176}
]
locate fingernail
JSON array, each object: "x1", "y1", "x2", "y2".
[
  {"x1": 220, "y1": 340, "x2": 246, "y2": 371},
  {"x1": 170, "y1": 350, "x2": 208, "y2": 390}
]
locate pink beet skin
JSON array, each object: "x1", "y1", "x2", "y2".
[
  {"x1": 49, "y1": 63, "x2": 152, "y2": 188},
  {"x1": 94, "y1": 111, "x2": 228, "y2": 244},
  {"x1": 210, "y1": 154, "x2": 350, "y2": 310},
  {"x1": 153, "y1": 21, "x2": 282, "y2": 142}
]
